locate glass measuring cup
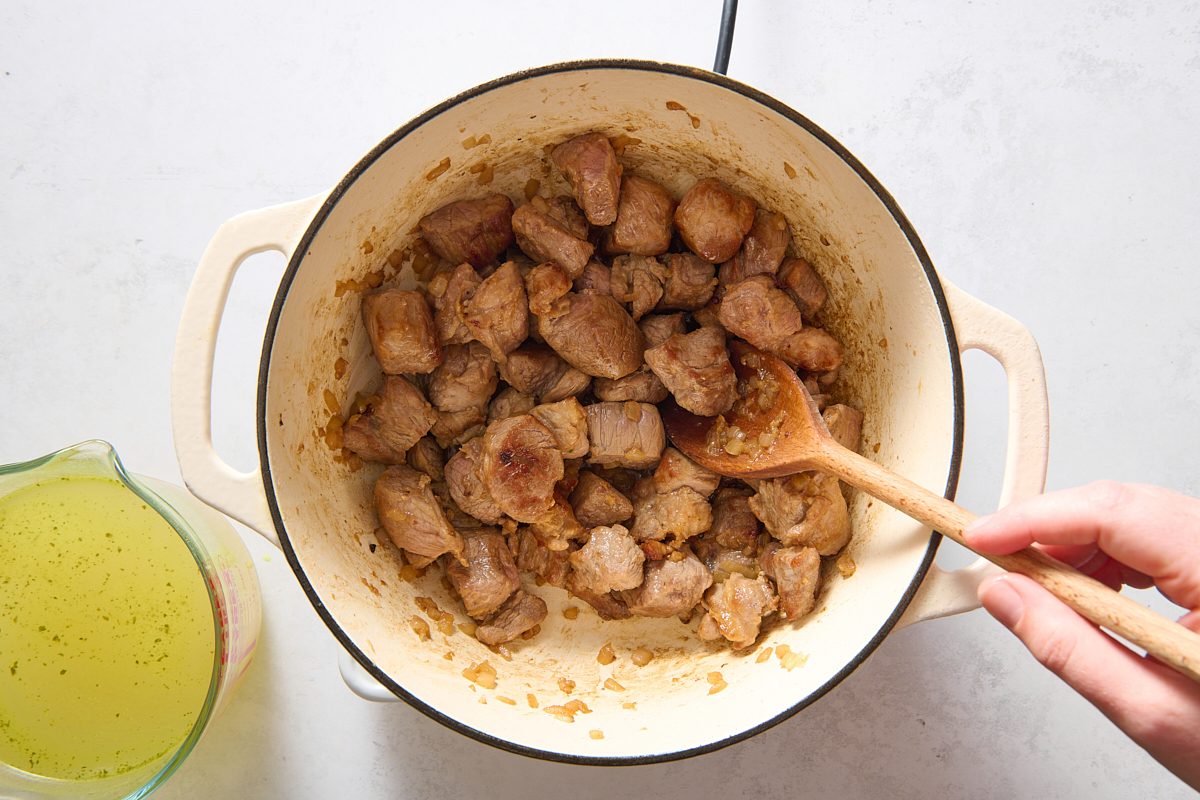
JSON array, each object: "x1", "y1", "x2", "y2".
[{"x1": 0, "y1": 441, "x2": 262, "y2": 799}]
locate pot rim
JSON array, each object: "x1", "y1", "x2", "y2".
[{"x1": 256, "y1": 58, "x2": 964, "y2": 766}]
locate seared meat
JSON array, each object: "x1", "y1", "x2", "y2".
[
  {"x1": 488, "y1": 386, "x2": 536, "y2": 423},
  {"x1": 610, "y1": 254, "x2": 667, "y2": 320},
  {"x1": 605, "y1": 174, "x2": 675, "y2": 256},
  {"x1": 574, "y1": 260, "x2": 612, "y2": 296},
  {"x1": 717, "y1": 275, "x2": 803, "y2": 352},
  {"x1": 674, "y1": 178, "x2": 756, "y2": 263},
  {"x1": 374, "y1": 465, "x2": 464, "y2": 562},
  {"x1": 362, "y1": 289, "x2": 442, "y2": 375},
  {"x1": 551, "y1": 132, "x2": 622, "y2": 226},
  {"x1": 822, "y1": 403, "x2": 864, "y2": 453},
  {"x1": 343, "y1": 376, "x2": 437, "y2": 463},
  {"x1": 569, "y1": 524, "x2": 645, "y2": 594},
  {"x1": 694, "y1": 536, "x2": 760, "y2": 580},
  {"x1": 529, "y1": 397, "x2": 589, "y2": 459},
  {"x1": 569, "y1": 471, "x2": 634, "y2": 527},
  {"x1": 429, "y1": 405, "x2": 487, "y2": 448},
  {"x1": 718, "y1": 208, "x2": 789, "y2": 286},
  {"x1": 761, "y1": 544, "x2": 820, "y2": 620},
  {"x1": 630, "y1": 483, "x2": 712, "y2": 542},
  {"x1": 528, "y1": 497, "x2": 585, "y2": 551},
  {"x1": 776, "y1": 326, "x2": 844, "y2": 373},
  {"x1": 418, "y1": 194, "x2": 514, "y2": 269},
  {"x1": 405, "y1": 435, "x2": 445, "y2": 481},
  {"x1": 476, "y1": 589, "x2": 548, "y2": 645},
  {"x1": 567, "y1": 574, "x2": 632, "y2": 620},
  {"x1": 592, "y1": 370, "x2": 668, "y2": 404},
  {"x1": 511, "y1": 202, "x2": 594, "y2": 278},
  {"x1": 624, "y1": 552, "x2": 712, "y2": 618},
  {"x1": 696, "y1": 573, "x2": 777, "y2": 649},
  {"x1": 644, "y1": 327, "x2": 737, "y2": 416},
  {"x1": 586, "y1": 401, "x2": 665, "y2": 469},
  {"x1": 514, "y1": 527, "x2": 571, "y2": 588},
  {"x1": 540, "y1": 366, "x2": 591, "y2": 402},
  {"x1": 537, "y1": 293, "x2": 644, "y2": 379},
  {"x1": 638, "y1": 313, "x2": 687, "y2": 348},
  {"x1": 426, "y1": 262, "x2": 479, "y2": 346},
  {"x1": 749, "y1": 471, "x2": 851, "y2": 555},
  {"x1": 428, "y1": 342, "x2": 497, "y2": 412},
  {"x1": 524, "y1": 262, "x2": 572, "y2": 317},
  {"x1": 445, "y1": 530, "x2": 520, "y2": 619},
  {"x1": 444, "y1": 436, "x2": 504, "y2": 525},
  {"x1": 776, "y1": 256, "x2": 828, "y2": 318},
  {"x1": 658, "y1": 253, "x2": 717, "y2": 311},
  {"x1": 651, "y1": 447, "x2": 720, "y2": 497},
  {"x1": 480, "y1": 414, "x2": 564, "y2": 523},
  {"x1": 709, "y1": 487, "x2": 760, "y2": 550},
  {"x1": 462, "y1": 261, "x2": 528, "y2": 361},
  {"x1": 544, "y1": 195, "x2": 589, "y2": 240},
  {"x1": 691, "y1": 302, "x2": 724, "y2": 331},
  {"x1": 498, "y1": 343, "x2": 569, "y2": 396}
]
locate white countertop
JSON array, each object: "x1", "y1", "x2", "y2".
[{"x1": 2, "y1": 1, "x2": 1198, "y2": 797}]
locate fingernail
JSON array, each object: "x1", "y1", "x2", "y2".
[{"x1": 980, "y1": 575, "x2": 1024, "y2": 629}]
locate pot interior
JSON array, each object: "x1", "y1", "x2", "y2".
[{"x1": 259, "y1": 62, "x2": 959, "y2": 762}]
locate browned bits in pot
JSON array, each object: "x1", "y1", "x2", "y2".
[
  {"x1": 321, "y1": 415, "x2": 344, "y2": 451},
  {"x1": 469, "y1": 162, "x2": 495, "y2": 185},
  {"x1": 836, "y1": 553, "x2": 857, "y2": 578},
  {"x1": 664, "y1": 101, "x2": 700, "y2": 129},
  {"x1": 461, "y1": 660, "x2": 497, "y2": 689},
  {"x1": 461, "y1": 133, "x2": 492, "y2": 149},
  {"x1": 562, "y1": 606, "x2": 580, "y2": 620},
  {"x1": 756, "y1": 647, "x2": 773, "y2": 664},
  {"x1": 589, "y1": 730, "x2": 605, "y2": 740},
  {"x1": 443, "y1": 651, "x2": 454, "y2": 661},
  {"x1": 630, "y1": 647, "x2": 654, "y2": 667},
  {"x1": 496, "y1": 695, "x2": 517, "y2": 705},
  {"x1": 622, "y1": 702, "x2": 637, "y2": 710},
  {"x1": 557, "y1": 677, "x2": 576, "y2": 694},
  {"x1": 520, "y1": 623, "x2": 541, "y2": 640},
  {"x1": 426, "y1": 157, "x2": 451, "y2": 181},
  {"x1": 783, "y1": 161, "x2": 797, "y2": 179},
  {"x1": 409, "y1": 615, "x2": 431, "y2": 641},
  {"x1": 333, "y1": 357, "x2": 348, "y2": 380},
  {"x1": 775, "y1": 644, "x2": 807, "y2": 671},
  {"x1": 597, "y1": 643, "x2": 616, "y2": 665},
  {"x1": 604, "y1": 677, "x2": 625, "y2": 692},
  {"x1": 706, "y1": 671, "x2": 727, "y2": 695},
  {"x1": 544, "y1": 705, "x2": 575, "y2": 723},
  {"x1": 527, "y1": 693, "x2": 539, "y2": 708},
  {"x1": 523, "y1": 178, "x2": 540, "y2": 201},
  {"x1": 610, "y1": 134, "x2": 641, "y2": 155}
]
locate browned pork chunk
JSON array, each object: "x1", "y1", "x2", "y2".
[
  {"x1": 674, "y1": 178, "x2": 756, "y2": 263},
  {"x1": 639, "y1": 312, "x2": 687, "y2": 348},
  {"x1": 405, "y1": 435, "x2": 445, "y2": 481},
  {"x1": 718, "y1": 208, "x2": 789, "y2": 286},
  {"x1": 511, "y1": 202, "x2": 594, "y2": 278},
  {"x1": 658, "y1": 253, "x2": 717, "y2": 311},
  {"x1": 592, "y1": 370, "x2": 668, "y2": 404},
  {"x1": 480, "y1": 414, "x2": 564, "y2": 523},
  {"x1": 776, "y1": 256, "x2": 828, "y2": 318},
  {"x1": 428, "y1": 342, "x2": 497, "y2": 412},
  {"x1": 462, "y1": 261, "x2": 528, "y2": 361},
  {"x1": 644, "y1": 327, "x2": 737, "y2": 416},
  {"x1": 697, "y1": 573, "x2": 777, "y2": 649},
  {"x1": 761, "y1": 544, "x2": 820, "y2": 620},
  {"x1": 624, "y1": 552, "x2": 713, "y2": 617},
  {"x1": 586, "y1": 402, "x2": 665, "y2": 469},
  {"x1": 717, "y1": 275, "x2": 803, "y2": 351},
  {"x1": 651, "y1": 447, "x2": 720, "y2": 497},
  {"x1": 776, "y1": 327, "x2": 844, "y2": 373},
  {"x1": 569, "y1": 525, "x2": 646, "y2": 594},
  {"x1": 537, "y1": 293, "x2": 644, "y2": 379},
  {"x1": 343, "y1": 376, "x2": 437, "y2": 463},
  {"x1": 418, "y1": 194, "x2": 514, "y2": 269},
  {"x1": 573, "y1": 261, "x2": 612, "y2": 296},
  {"x1": 374, "y1": 465, "x2": 464, "y2": 562},
  {"x1": 488, "y1": 386, "x2": 535, "y2": 423},
  {"x1": 569, "y1": 471, "x2": 634, "y2": 527},
  {"x1": 540, "y1": 366, "x2": 591, "y2": 402},
  {"x1": 551, "y1": 132, "x2": 622, "y2": 226},
  {"x1": 476, "y1": 589, "x2": 548, "y2": 645},
  {"x1": 527, "y1": 497, "x2": 585, "y2": 551},
  {"x1": 426, "y1": 262, "x2": 479, "y2": 346},
  {"x1": 529, "y1": 397, "x2": 589, "y2": 459},
  {"x1": 568, "y1": 574, "x2": 632, "y2": 620},
  {"x1": 444, "y1": 437, "x2": 504, "y2": 525},
  {"x1": 629, "y1": 482, "x2": 712, "y2": 542},
  {"x1": 822, "y1": 403, "x2": 864, "y2": 453},
  {"x1": 693, "y1": 536, "x2": 760, "y2": 580},
  {"x1": 708, "y1": 487, "x2": 760, "y2": 550},
  {"x1": 514, "y1": 528, "x2": 571, "y2": 588},
  {"x1": 610, "y1": 254, "x2": 667, "y2": 321},
  {"x1": 362, "y1": 289, "x2": 442, "y2": 374},
  {"x1": 749, "y1": 471, "x2": 850, "y2": 555},
  {"x1": 498, "y1": 343, "x2": 570, "y2": 396},
  {"x1": 429, "y1": 406, "x2": 487, "y2": 448},
  {"x1": 544, "y1": 196, "x2": 589, "y2": 239},
  {"x1": 524, "y1": 262, "x2": 573, "y2": 317},
  {"x1": 605, "y1": 174, "x2": 675, "y2": 255},
  {"x1": 445, "y1": 530, "x2": 520, "y2": 619}
]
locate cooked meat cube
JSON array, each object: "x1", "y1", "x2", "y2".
[
  {"x1": 569, "y1": 525, "x2": 645, "y2": 594},
  {"x1": 822, "y1": 403, "x2": 864, "y2": 453},
  {"x1": 428, "y1": 479, "x2": 487, "y2": 532},
  {"x1": 761, "y1": 544, "x2": 820, "y2": 620},
  {"x1": 543, "y1": 195, "x2": 589, "y2": 240},
  {"x1": 528, "y1": 497, "x2": 585, "y2": 551},
  {"x1": 709, "y1": 487, "x2": 760, "y2": 550},
  {"x1": 559, "y1": 457, "x2": 584, "y2": 495},
  {"x1": 694, "y1": 536, "x2": 760, "y2": 581},
  {"x1": 462, "y1": 261, "x2": 528, "y2": 361},
  {"x1": 567, "y1": 575, "x2": 632, "y2": 620},
  {"x1": 673, "y1": 178, "x2": 756, "y2": 263},
  {"x1": 514, "y1": 527, "x2": 571, "y2": 588},
  {"x1": 638, "y1": 312, "x2": 687, "y2": 348},
  {"x1": 538, "y1": 293, "x2": 644, "y2": 379},
  {"x1": 551, "y1": 132, "x2": 622, "y2": 226},
  {"x1": 539, "y1": 365, "x2": 591, "y2": 402},
  {"x1": 569, "y1": 471, "x2": 634, "y2": 527},
  {"x1": 630, "y1": 484, "x2": 712, "y2": 542},
  {"x1": 658, "y1": 253, "x2": 717, "y2": 311},
  {"x1": 362, "y1": 289, "x2": 442, "y2": 375},
  {"x1": 574, "y1": 260, "x2": 612, "y2": 296},
  {"x1": 429, "y1": 405, "x2": 487, "y2": 448},
  {"x1": 592, "y1": 369, "x2": 669, "y2": 404},
  {"x1": 718, "y1": 208, "x2": 789, "y2": 286},
  {"x1": 586, "y1": 401, "x2": 665, "y2": 469},
  {"x1": 498, "y1": 343, "x2": 569, "y2": 396},
  {"x1": 524, "y1": 262, "x2": 573, "y2": 317},
  {"x1": 691, "y1": 302, "x2": 725, "y2": 331},
  {"x1": 610, "y1": 255, "x2": 667, "y2": 320},
  {"x1": 776, "y1": 326, "x2": 844, "y2": 373},
  {"x1": 480, "y1": 414, "x2": 564, "y2": 523},
  {"x1": 529, "y1": 397, "x2": 589, "y2": 459},
  {"x1": 374, "y1": 465, "x2": 464, "y2": 562},
  {"x1": 343, "y1": 376, "x2": 437, "y2": 463},
  {"x1": 624, "y1": 552, "x2": 712, "y2": 617},
  {"x1": 696, "y1": 573, "x2": 777, "y2": 650},
  {"x1": 405, "y1": 435, "x2": 445, "y2": 481},
  {"x1": 651, "y1": 447, "x2": 720, "y2": 497},
  {"x1": 717, "y1": 275, "x2": 803, "y2": 352},
  {"x1": 475, "y1": 589, "x2": 548, "y2": 645},
  {"x1": 605, "y1": 174, "x2": 675, "y2": 255},
  {"x1": 776, "y1": 256, "x2": 828, "y2": 318},
  {"x1": 418, "y1": 194, "x2": 514, "y2": 269},
  {"x1": 428, "y1": 342, "x2": 498, "y2": 412},
  {"x1": 511, "y1": 203, "x2": 594, "y2": 278},
  {"x1": 749, "y1": 471, "x2": 851, "y2": 555},
  {"x1": 644, "y1": 327, "x2": 737, "y2": 416},
  {"x1": 488, "y1": 386, "x2": 536, "y2": 423},
  {"x1": 444, "y1": 437, "x2": 504, "y2": 525},
  {"x1": 426, "y1": 262, "x2": 480, "y2": 346},
  {"x1": 445, "y1": 531, "x2": 520, "y2": 619}
]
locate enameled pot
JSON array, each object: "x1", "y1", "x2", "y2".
[{"x1": 171, "y1": 60, "x2": 1049, "y2": 764}]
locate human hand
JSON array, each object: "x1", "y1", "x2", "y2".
[{"x1": 964, "y1": 482, "x2": 1200, "y2": 790}]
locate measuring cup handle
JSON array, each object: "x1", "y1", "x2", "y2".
[{"x1": 171, "y1": 195, "x2": 324, "y2": 545}]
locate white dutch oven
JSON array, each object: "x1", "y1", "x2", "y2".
[{"x1": 171, "y1": 61, "x2": 1049, "y2": 764}]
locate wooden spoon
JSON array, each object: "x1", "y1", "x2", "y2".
[{"x1": 663, "y1": 340, "x2": 1200, "y2": 682}]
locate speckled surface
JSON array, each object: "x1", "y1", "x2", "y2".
[{"x1": 1, "y1": 1, "x2": 1197, "y2": 797}]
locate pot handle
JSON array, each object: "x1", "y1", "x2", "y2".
[
  {"x1": 896, "y1": 280, "x2": 1050, "y2": 627},
  {"x1": 171, "y1": 194, "x2": 325, "y2": 546}
]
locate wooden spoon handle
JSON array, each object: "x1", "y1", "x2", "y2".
[{"x1": 816, "y1": 445, "x2": 1200, "y2": 683}]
